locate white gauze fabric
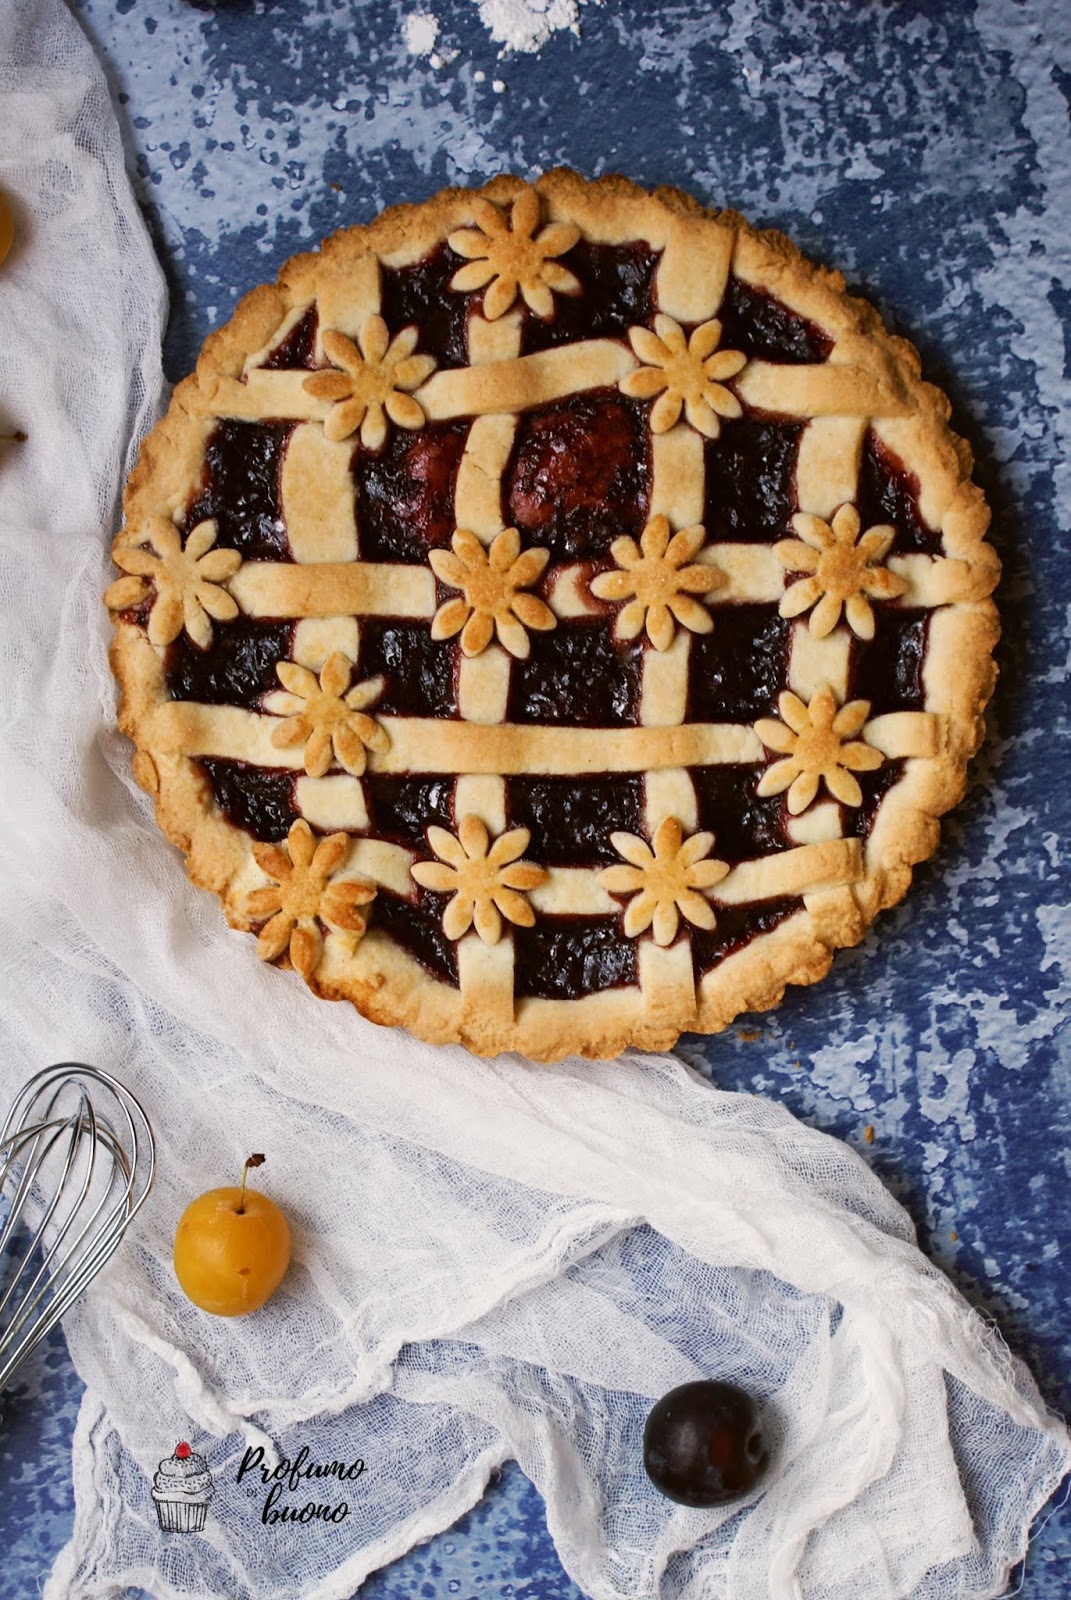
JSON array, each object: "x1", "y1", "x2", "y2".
[{"x1": 1, "y1": 4, "x2": 1068, "y2": 1599}]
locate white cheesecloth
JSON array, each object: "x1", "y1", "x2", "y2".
[{"x1": 0, "y1": 3, "x2": 1068, "y2": 1598}]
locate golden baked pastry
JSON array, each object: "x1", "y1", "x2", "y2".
[{"x1": 106, "y1": 170, "x2": 999, "y2": 1059}]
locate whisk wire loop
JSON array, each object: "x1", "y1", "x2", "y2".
[{"x1": 0, "y1": 1063, "x2": 155, "y2": 1393}]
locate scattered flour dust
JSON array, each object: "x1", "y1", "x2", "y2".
[
  {"x1": 475, "y1": 0, "x2": 583, "y2": 53},
  {"x1": 403, "y1": 11, "x2": 440, "y2": 56},
  {"x1": 402, "y1": 0, "x2": 587, "y2": 62}
]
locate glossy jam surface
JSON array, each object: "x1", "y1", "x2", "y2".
[
  {"x1": 166, "y1": 619, "x2": 294, "y2": 707},
  {"x1": 703, "y1": 422, "x2": 803, "y2": 542},
  {"x1": 690, "y1": 898, "x2": 802, "y2": 977},
  {"x1": 354, "y1": 419, "x2": 470, "y2": 563},
  {"x1": 508, "y1": 619, "x2": 643, "y2": 727},
  {"x1": 845, "y1": 760, "x2": 907, "y2": 840},
  {"x1": 365, "y1": 776, "x2": 454, "y2": 854},
  {"x1": 187, "y1": 420, "x2": 292, "y2": 559},
  {"x1": 687, "y1": 607, "x2": 792, "y2": 724},
  {"x1": 693, "y1": 767, "x2": 786, "y2": 863},
  {"x1": 200, "y1": 760, "x2": 297, "y2": 841},
  {"x1": 507, "y1": 390, "x2": 650, "y2": 562},
  {"x1": 373, "y1": 891, "x2": 459, "y2": 986},
  {"x1": 521, "y1": 240, "x2": 658, "y2": 353},
  {"x1": 514, "y1": 916, "x2": 638, "y2": 1001},
  {"x1": 380, "y1": 243, "x2": 470, "y2": 369},
  {"x1": 260, "y1": 306, "x2": 319, "y2": 370},
  {"x1": 508, "y1": 775, "x2": 644, "y2": 866},
  {"x1": 358, "y1": 621, "x2": 459, "y2": 719},
  {"x1": 857, "y1": 431, "x2": 942, "y2": 556},
  {"x1": 851, "y1": 607, "x2": 928, "y2": 715},
  {"x1": 717, "y1": 276, "x2": 834, "y2": 365}
]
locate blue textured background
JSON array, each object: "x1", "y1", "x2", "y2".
[{"x1": 2, "y1": 2, "x2": 1068, "y2": 1596}]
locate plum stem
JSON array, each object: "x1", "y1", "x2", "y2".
[{"x1": 237, "y1": 1152, "x2": 265, "y2": 1214}]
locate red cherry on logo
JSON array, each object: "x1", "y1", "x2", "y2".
[{"x1": 175, "y1": 1441, "x2": 191, "y2": 1459}]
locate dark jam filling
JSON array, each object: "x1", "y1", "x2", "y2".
[
  {"x1": 353, "y1": 419, "x2": 470, "y2": 563},
  {"x1": 506, "y1": 389, "x2": 650, "y2": 562},
  {"x1": 514, "y1": 917, "x2": 638, "y2": 1001},
  {"x1": 687, "y1": 606, "x2": 792, "y2": 724},
  {"x1": 199, "y1": 760, "x2": 297, "y2": 842},
  {"x1": 521, "y1": 240, "x2": 658, "y2": 354},
  {"x1": 186, "y1": 420, "x2": 293, "y2": 560},
  {"x1": 690, "y1": 898, "x2": 802, "y2": 979},
  {"x1": 358, "y1": 621, "x2": 459, "y2": 719},
  {"x1": 373, "y1": 891, "x2": 459, "y2": 986},
  {"x1": 379, "y1": 243, "x2": 470, "y2": 370},
  {"x1": 165, "y1": 619, "x2": 294, "y2": 707},
  {"x1": 507, "y1": 775, "x2": 644, "y2": 867},
  {"x1": 851, "y1": 608, "x2": 928, "y2": 716},
  {"x1": 702, "y1": 422, "x2": 803, "y2": 542},
  {"x1": 508, "y1": 619, "x2": 643, "y2": 727},
  {"x1": 364, "y1": 776, "x2": 454, "y2": 855},
  {"x1": 843, "y1": 761, "x2": 907, "y2": 841},
  {"x1": 173, "y1": 246, "x2": 937, "y2": 1002},
  {"x1": 260, "y1": 306, "x2": 319, "y2": 370},
  {"x1": 693, "y1": 767, "x2": 786, "y2": 863},
  {"x1": 716, "y1": 276, "x2": 834, "y2": 365},
  {"x1": 857, "y1": 431, "x2": 942, "y2": 556},
  {"x1": 118, "y1": 595, "x2": 155, "y2": 630}
]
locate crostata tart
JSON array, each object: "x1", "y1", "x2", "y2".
[{"x1": 106, "y1": 170, "x2": 999, "y2": 1059}]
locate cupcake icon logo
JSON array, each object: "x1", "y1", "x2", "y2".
[{"x1": 152, "y1": 1441, "x2": 214, "y2": 1533}]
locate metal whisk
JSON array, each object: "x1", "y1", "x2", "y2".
[{"x1": 0, "y1": 1062, "x2": 155, "y2": 1392}]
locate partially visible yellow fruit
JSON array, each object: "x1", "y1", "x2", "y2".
[{"x1": 0, "y1": 192, "x2": 14, "y2": 267}]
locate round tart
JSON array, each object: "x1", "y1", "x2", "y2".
[{"x1": 107, "y1": 170, "x2": 999, "y2": 1060}]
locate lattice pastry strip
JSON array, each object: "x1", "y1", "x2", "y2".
[
  {"x1": 444, "y1": 308, "x2": 524, "y2": 1026},
  {"x1": 528, "y1": 841, "x2": 863, "y2": 920},
  {"x1": 785, "y1": 414, "x2": 868, "y2": 928},
  {"x1": 200, "y1": 340, "x2": 916, "y2": 432},
  {"x1": 287, "y1": 619, "x2": 367, "y2": 832},
  {"x1": 279, "y1": 427, "x2": 358, "y2": 563}
]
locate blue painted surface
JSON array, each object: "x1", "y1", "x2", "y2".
[{"x1": 3, "y1": 1, "x2": 1067, "y2": 1595}]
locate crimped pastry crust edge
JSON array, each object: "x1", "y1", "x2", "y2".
[{"x1": 108, "y1": 169, "x2": 1000, "y2": 1061}]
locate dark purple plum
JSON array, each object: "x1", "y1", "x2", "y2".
[{"x1": 643, "y1": 1380, "x2": 770, "y2": 1507}]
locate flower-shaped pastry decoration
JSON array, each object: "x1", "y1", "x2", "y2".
[
  {"x1": 269, "y1": 652, "x2": 389, "y2": 778},
  {"x1": 755, "y1": 685, "x2": 884, "y2": 814},
  {"x1": 447, "y1": 185, "x2": 581, "y2": 321},
  {"x1": 302, "y1": 318, "x2": 436, "y2": 450},
  {"x1": 410, "y1": 816, "x2": 548, "y2": 945},
  {"x1": 774, "y1": 505, "x2": 908, "y2": 640},
  {"x1": 430, "y1": 526, "x2": 556, "y2": 659},
  {"x1": 598, "y1": 818, "x2": 730, "y2": 947},
  {"x1": 104, "y1": 516, "x2": 242, "y2": 649},
  {"x1": 619, "y1": 314, "x2": 747, "y2": 439},
  {"x1": 241, "y1": 819, "x2": 376, "y2": 981},
  {"x1": 590, "y1": 514, "x2": 724, "y2": 651}
]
